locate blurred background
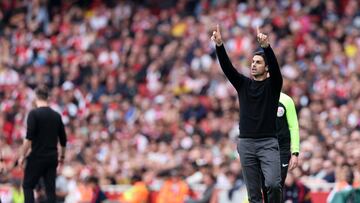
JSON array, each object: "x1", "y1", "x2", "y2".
[{"x1": 0, "y1": 0, "x2": 360, "y2": 202}]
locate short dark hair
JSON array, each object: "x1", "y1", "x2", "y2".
[
  {"x1": 35, "y1": 86, "x2": 49, "y2": 100},
  {"x1": 253, "y1": 49, "x2": 268, "y2": 66},
  {"x1": 86, "y1": 176, "x2": 99, "y2": 185},
  {"x1": 131, "y1": 173, "x2": 142, "y2": 183}
]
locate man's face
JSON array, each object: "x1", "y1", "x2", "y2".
[{"x1": 251, "y1": 55, "x2": 267, "y2": 78}]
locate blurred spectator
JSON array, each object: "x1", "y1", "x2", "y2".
[
  {"x1": 120, "y1": 171, "x2": 150, "y2": 203},
  {"x1": 328, "y1": 165, "x2": 356, "y2": 203},
  {"x1": 56, "y1": 166, "x2": 77, "y2": 203},
  {"x1": 330, "y1": 167, "x2": 360, "y2": 203},
  {"x1": 10, "y1": 179, "x2": 24, "y2": 203},
  {"x1": 284, "y1": 172, "x2": 311, "y2": 203},
  {"x1": 87, "y1": 176, "x2": 108, "y2": 203},
  {"x1": 185, "y1": 172, "x2": 216, "y2": 203},
  {"x1": 156, "y1": 169, "x2": 190, "y2": 203},
  {"x1": 212, "y1": 171, "x2": 247, "y2": 203},
  {"x1": 331, "y1": 188, "x2": 360, "y2": 203},
  {"x1": 65, "y1": 178, "x2": 93, "y2": 203}
]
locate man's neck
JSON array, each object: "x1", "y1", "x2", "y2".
[
  {"x1": 253, "y1": 74, "x2": 267, "y2": 81},
  {"x1": 36, "y1": 100, "x2": 48, "y2": 108}
]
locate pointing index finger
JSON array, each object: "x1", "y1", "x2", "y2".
[
  {"x1": 256, "y1": 26, "x2": 260, "y2": 35},
  {"x1": 217, "y1": 24, "x2": 220, "y2": 33}
]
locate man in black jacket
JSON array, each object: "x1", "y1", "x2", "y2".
[
  {"x1": 211, "y1": 25, "x2": 282, "y2": 203},
  {"x1": 18, "y1": 86, "x2": 67, "y2": 203}
]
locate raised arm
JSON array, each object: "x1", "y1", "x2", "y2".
[
  {"x1": 264, "y1": 46, "x2": 282, "y2": 92},
  {"x1": 216, "y1": 45, "x2": 246, "y2": 89},
  {"x1": 212, "y1": 25, "x2": 245, "y2": 89},
  {"x1": 256, "y1": 27, "x2": 282, "y2": 93}
]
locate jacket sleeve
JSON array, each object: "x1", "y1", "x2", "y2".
[{"x1": 283, "y1": 94, "x2": 300, "y2": 153}]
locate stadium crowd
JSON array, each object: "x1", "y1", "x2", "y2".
[{"x1": 0, "y1": 0, "x2": 360, "y2": 202}]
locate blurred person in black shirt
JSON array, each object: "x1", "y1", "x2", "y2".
[{"x1": 18, "y1": 86, "x2": 67, "y2": 203}]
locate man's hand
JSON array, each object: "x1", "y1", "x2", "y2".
[
  {"x1": 256, "y1": 26, "x2": 269, "y2": 48},
  {"x1": 18, "y1": 156, "x2": 25, "y2": 168},
  {"x1": 59, "y1": 146, "x2": 65, "y2": 166},
  {"x1": 59, "y1": 155, "x2": 64, "y2": 166},
  {"x1": 288, "y1": 154, "x2": 298, "y2": 170},
  {"x1": 211, "y1": 24, "x2": 223, "y2": 46}
]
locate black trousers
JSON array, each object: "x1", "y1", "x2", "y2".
[
  {"x1": 263, "y1": 152, "x2": 291, "y2": 203},
  {"x1": 22, "y1": 156, "x2": 58, "y2": 203},
  {"x1": 237, "y1": 138, "x2": 282, "y2": 203}
]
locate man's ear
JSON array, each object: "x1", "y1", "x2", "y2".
[{"x1": 265, "y1": 65, "x2": 268, "y2": 72}]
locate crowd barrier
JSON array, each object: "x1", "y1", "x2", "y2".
[
  {"x1": 0, "y1": 182, "x2": 333, "y2": 203},
  {"x1": 102, "y1": 182, "x2": 333, "y2": 203}
]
